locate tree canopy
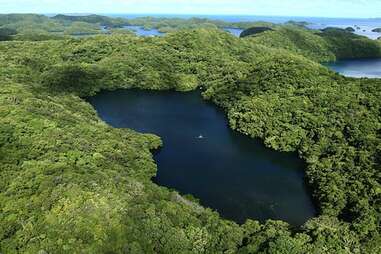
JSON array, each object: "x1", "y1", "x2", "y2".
[{"x1": 0, "y1": 18, "x2": 381, "y2": 253}]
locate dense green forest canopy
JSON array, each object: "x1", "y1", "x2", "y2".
[
  {"x1": 0, "y1": 14, "x2": 96, "y2": 40},
  {"x1": 0, "y1": 27, "x2": 17, "y2": 40},
  {"x1": 0, "y1": 14, "x2": 278, "y2": 39},
  {"x1": 51, "y1": 14, "x2": 128, "y2": 27},
  {"x1": 0, "y1": 14, "x2": 327, "y2": 40},
  {"x1": 345, "y1": 27, "x2": 356, "y2": 32},
  {"x1": 1, "y1": 15, "x2": 381, "y2": 253},
  {"x1": 124, "y1": 16, "x2": 276, "y2": 33},
  {"x1": 242, "y1": 26, "x2": 381, "y2": 62},
  {"x1": 1, "y1": 14, "x2": 381, "y2": 62},
  {"x1": 239, "y1": 27, "x2": 274, "y2": 38}
]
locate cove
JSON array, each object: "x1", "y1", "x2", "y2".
[
  {"x1": 326, "y1": 58, "x2": 381, "y2": 78},
  {"x1": 87, "y1": 89, "x2": 316, "y2": 225},
  {"x1": 123, "y1": 25, "x2": 165, "y2": 37}
]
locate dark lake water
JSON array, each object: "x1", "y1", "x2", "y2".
[
  {"x1": 88, "y1": 89, "x2": 316, "y2": 225},
  {"x1": 327, "y1": 58, "x2": 381, "y2": 78}
]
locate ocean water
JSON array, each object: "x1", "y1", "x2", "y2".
[
  {"x1": 122, "y1": 25, "x2": 165, "y2": 37},
  {"x1": 106, "y1": 14, "x2": 381, "y2": 39},
  {"x1": 326, "y1": 58, "x2": 381, "y2": 78}
]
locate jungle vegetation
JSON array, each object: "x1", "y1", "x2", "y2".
[
  {"x1": 345, "y1": 27, "x2": 356, "y2": 32},
  {"x1": 239, "y1": 27, "x2": 274, "y2": 38},
  {"x1": 245, "y1": 26, "x2": 381, "y2": 62},
  {"x1": 124, "y1": 17, "x2": 276, "y2": 33},
  {"x1": 0, "y1": 14, "x2": 282, "y2": 40},
  {"x1": 51, "y1": 14, "x2": 128, "y2": 28},
  {"x1": 0, "y1": 14, "x2": 381, "y2": 254}
]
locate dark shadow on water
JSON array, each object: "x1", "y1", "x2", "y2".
[{"x1": 87, "y1": 89, "x2": 316, "y2": 225}]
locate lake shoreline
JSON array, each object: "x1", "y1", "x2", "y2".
[{"x1": 87, "y1": 88, "x2": 317, "y2": 226}]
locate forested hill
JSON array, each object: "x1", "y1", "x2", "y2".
[
  {"x1": 0, "y1": 20, "x2": 381, "y2": 253},
  {"x1": 51, "y1": 14, "x2": 128, "y2": 27},
  {"x1": 243, "y1": 25, "x2": 381, "y2": 61},
  {"x1": 1, "y1": 13, "x2": 381, "y2": 62}
]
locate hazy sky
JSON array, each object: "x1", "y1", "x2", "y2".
[{"x1": 1, "y1": 0, "x2": 380, "y2": 18}]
